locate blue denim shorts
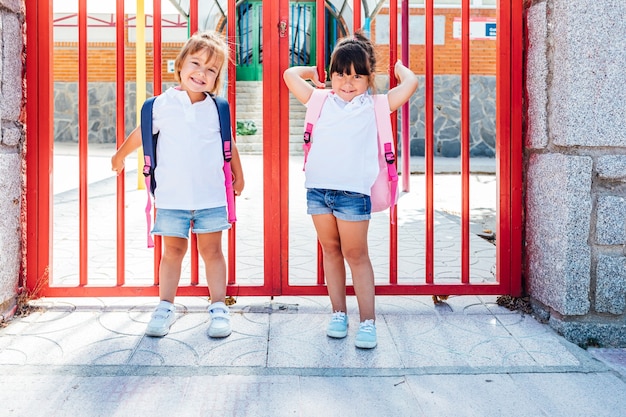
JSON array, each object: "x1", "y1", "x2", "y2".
[
  {"x1": 306, "y1": 188, "x2": 371, "y2": 221},
  {"x1": 152, "y1": 207, "x2": 230, "y2": 238}
]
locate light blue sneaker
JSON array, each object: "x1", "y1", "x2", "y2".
[
  {"x1": 355, "y1": 319, "x2": 377, "y2": 349},
  {"x1": 326, "y1": 311, "x2": 348, "y2": 338}
]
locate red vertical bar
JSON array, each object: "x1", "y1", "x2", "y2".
[
  {"x1": 189, "y1": 0, "x2": 198, "y2": 35},
  {"x1": 153, "y1": 0, "x2": 163, "y2": 283},
  {"x1": 510, "y1": 0, "x2": 524, "y2": 296},
  {"x1": 279, "y1": 0, "x2": 291, "y2": 293},
  {"x1": 78, "y1": 0, "x2": 88, "y2": 286},
  {"x1": 264, "y1": 0, "x2": 283, "y2": 294},
  {"x1": 388, "y1": 1, "x2": 398, "y2": 284},
  {"x1": 189, "y1": 0, "x2": 199, "y2": 286},
  {"x1": 316, "y1": 0, "x2": 325, "y2": 82},
  {"x1": 25, "y1": 0, "x2": 53, "y2": 293},
  {"x1": 227, "y1": 0, "x2": 237, "y2": 286},
  {"x1": 353, "y1": 0, "x2": 361, "y2": 30},
  {"x1": 153, "y1": 1, "x2": 162, "y2": 96},
  {"x1": 496, "y1": 0, "x2": 512, "y2": 294},
  {"x1": 401, "y1": 0, "x2": 410, "y2": 193},
  {"x1": 460, "y1": 0, "x2": 470, "y2": 284},
  {"x1": 316, "y1": 0, "x2": 325, "y2": 285},
  {"x1": 116, "y1": 0, "x2": 126, "y2": 286},
  {"x1": 424, "y1": 0, "x2": 434, "y2": 284}
]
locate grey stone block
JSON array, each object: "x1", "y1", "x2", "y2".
[
  {"x1": 0, "y1": 0, "x2": 21, "y2": 13},
  {"x1": 0, "y1": 12, "x2": 23, "y2": 121},
  {"x1": 596, "y1": 255, "x2": 626, "y2": 315},
  {"x1": 526, "y1": 153, "x2": 593, "y2": 316},
  {"x1": 596, "y1": 196, "x2": 626, "y2": 245},
  {"x1": 549, "y1": 316, "x2": 626, "y2": 348},
  {"x1": 597, "y1": 155, "x2": 626, "y2": 180},
  {"x1": 1, "y1": 122, "x2": 23, "y2": 148},
  {"x1": 526, "y1": 1, "x2": 548, "y2": 149},
  {"x1": 549, "y1": 1, "x2": 626, "y2": 148},
  {"x1": 0, "y1": 154, "x2": 21, "y2": 307}
]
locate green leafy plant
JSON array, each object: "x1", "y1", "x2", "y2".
[{"x1": 236, "y1": 120, "x2": 257, "y2": 136}]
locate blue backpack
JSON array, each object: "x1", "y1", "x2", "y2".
[{"x1": 140, "y1": 94, "x2": 236, "y2": 248}]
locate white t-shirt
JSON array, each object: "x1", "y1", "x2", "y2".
[
  {"x1": 151, "y1": 87, "x2": 226, "y2": 210},
  {"x1": 304, "y1": 91, "x2": 380, "y2": 195}
]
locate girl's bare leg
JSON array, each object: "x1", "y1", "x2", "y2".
[
  {"x1": 196, "y1": 231, "x2": 227, "y2": 303},
  {"x1": 336, "y1": 219, "x2": 375, "y2": 322},
  {"x1": 312, "y1": 214, "x2": 347, "y2": 313},
  {"x1": 158, "y1": 236, "x2": 188, "y2": 303}
]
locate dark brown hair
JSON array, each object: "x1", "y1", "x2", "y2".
[{"x1": 328, "y1": 30, "x2": 377, "y2": 90}]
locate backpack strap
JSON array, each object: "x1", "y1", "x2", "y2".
[
  {"x1": 372, "y1": 95, "x2": 399, "y2": 222},
  {"x1": 211, "y1": 95, "x2": 236, "y2": 223},
  {"x1": 140, "y1": 96, "x2": 157, "y2": 248},
  {"x1": 302, "y1": 88, "x2": 328, "y2": 170}
]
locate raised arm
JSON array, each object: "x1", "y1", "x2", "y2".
[
  {"x1": 387, "y1": 60, "x2": 419, "y2": 112},
  {"x1": 283, "y1": 66, "x2": 326, "y2": 105}
]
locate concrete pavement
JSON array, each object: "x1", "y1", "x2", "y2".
[{"x1": 1, "y1": 143, "x2": 625, "y2": 416}]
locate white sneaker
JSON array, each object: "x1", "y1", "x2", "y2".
[
  {"x1": 208, "y1": 301, "x2": 232, "y2": 338},
  {"x1": 145, "y1": 301, "x2": 176, "y2": 337}
]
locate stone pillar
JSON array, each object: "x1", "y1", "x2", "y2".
[
  {"x1": 0, "y1": 0, "x2": 24, "y2": 318},
  {"x1": 525, "y1": 0, "x2": 626, "y2": 346}
]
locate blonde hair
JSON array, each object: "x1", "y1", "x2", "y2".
[{"x1": 174, "y1": 31, "x2": 228, "y2": 95}]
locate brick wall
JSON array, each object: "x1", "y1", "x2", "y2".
[
  {"x1": 374, "y1": 7, "x2": 497, "y2": 76},
  {"x1": 53, "y1": 7, "x2": 497, "y2": 81}
]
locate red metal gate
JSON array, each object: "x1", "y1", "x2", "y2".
[{"x1": 25, "y1": 0, "x2": 522, "y2": 298}]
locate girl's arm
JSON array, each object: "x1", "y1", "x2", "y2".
[
  {"x1": 387, "y1": 60, "x2": 419, "y2": 112},
  {"x1": 229, "y1": 140, "x2": 245, "y2": 196},
  {"x1": 111, "y1": 126, "x2": 142, "y2": 175},
  {"x1": 283, "y1": 66, "x2": 325, "y2": 105}
]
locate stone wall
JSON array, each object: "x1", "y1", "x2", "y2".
[
  {"x1": 0, "y1": 0, "x2": 24, "y2": 317},
  {"x1": 525, "y1": 0, "x2": 626, "y2": 347}
]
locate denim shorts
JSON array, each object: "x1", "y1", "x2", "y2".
[
  {"x1": 152, "y1": 207, "x2": 230, "y2": 238},
  {"x1": 306, "y1": 188, "x2": 371, "y2": 221}
]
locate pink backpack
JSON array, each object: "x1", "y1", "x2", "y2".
[{"x1": 302, "y1": 89, "x2": 399, "y2": 220}]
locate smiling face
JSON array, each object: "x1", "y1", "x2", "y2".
[
  {"x1": 330, "y1": 64, "x2": 370, "y2": 102},
  {"x1": 173, "y1": 31, "x2": 227, "y2": 102},
  {"x1": 328, "y1": 36, "x2": 375, "y2": 102},
  {"x1": 178, "y1": 50, "x2": 223, "y2": 102}
]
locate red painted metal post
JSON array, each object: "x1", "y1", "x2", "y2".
[
  {"x1": 25, "y1": 0, "x2": 53, "y2": 293},
  {"x1": 424, "y1": 1, "x2": 434, "y2": 284},
  {"x1": 78, "y1": 0, "x2": 89, "y2": 286},
  {"x1": 401, "y1": 0, "x2": 410, "y2": 193},
  {"x1": 227, "y1": 0, "x2": 237, "y2": 286},
  {"x1": 510, "y1": 0, "x2": 524, "y2": 297},
  {"x1": 496, "y1": 0, "x2": 512, "y2": 294},
  {"x1": 189, "y1": 0, "x2": 198, "y2": 35},
  {"x1": 263, "y1": 0, "x2": 285, "y2": 294},
  {"x1": 279, "y1": 0, "x2": 292, "y2": 294},
  {"x1": 316, "y1": 0, "x2": 325, "y2": 82},
  {"x1": 115, "y1": 0, "x2": 126, "y2": 286},
  {"x1": 316, "y1": 0, "x2": 326, "y2": 285},
  {"x1": 461, "y1": 0, "x2": 470, "y2": 284},
  {"x1": 353, "y1": 0, "x2": 361, "y2": 31},
  {"x1": 388, "y1": 1, "x2": 399, "y2": 284}
]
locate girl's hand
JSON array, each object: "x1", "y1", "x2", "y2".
[
  {"x1": 232, "y1": 176, "x2": 244, "y2": 196},
  {"x1": 394, "y1": 60, "x2": 411, "y2": 82},
  {"x1": 308, "y1": 67, "x2": 326, "y2": 88},
  {"x1": 111, "y1": 155, "x2": 125, "y2": 175}
]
